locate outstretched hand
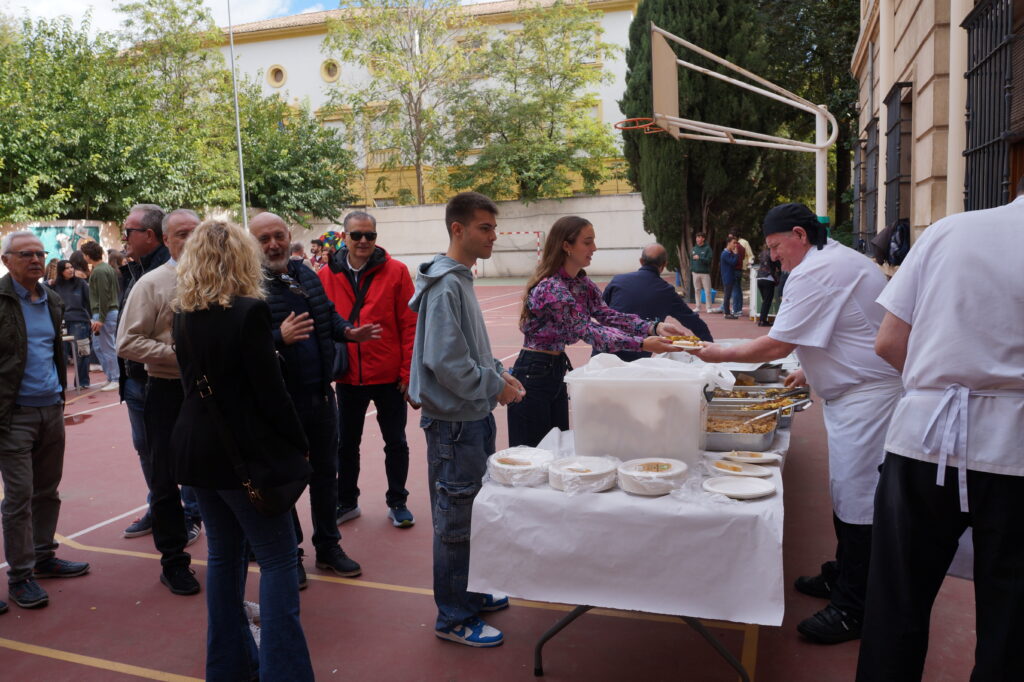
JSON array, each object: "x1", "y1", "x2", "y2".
[{"x1": 345, "y1": 323, "x2": 382, "y2": 342}]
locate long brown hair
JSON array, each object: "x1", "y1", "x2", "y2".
[{"x1": 519, "y1": 216, "x2": 592, "y2": 327}]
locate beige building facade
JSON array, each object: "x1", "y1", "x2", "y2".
[{"x1": 851, "y1": 0, "x2": 1024, "y2": 243}]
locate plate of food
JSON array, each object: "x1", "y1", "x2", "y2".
[
  {"x1": 666, "y1": 334, "x2": 703, "y2": 349},
  {"x1": 722, "y1": 450, "x2": 781, "y2": 464},
  {"x1": 702, "y1": 476, "x2": 776, "y2": 500},
  {"x1": 705, "y1": 459, "x2": 773, "y2": 477}
]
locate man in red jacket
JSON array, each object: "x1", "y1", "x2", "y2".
[{"x1": 320, "y1": 212, "x2": 418, "y2": 528}]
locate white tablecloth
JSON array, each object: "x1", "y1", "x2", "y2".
[{"x1": 468, "y1": 434, "x2": 788, "y2": 626}]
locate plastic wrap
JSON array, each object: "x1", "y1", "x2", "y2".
[
  {"x1": 548, "y1": 456, "x2": 620, "y2": 494},
  {"x1": 616, "y1": 458, "x2": 689, "y2": 496},
  {"x1": 486, "y1": 447, "x2": 555, "y2": 487}
]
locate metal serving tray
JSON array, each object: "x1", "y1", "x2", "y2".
[{"x1": 704, "y1": 407, "x2": 779, "y2": 451}]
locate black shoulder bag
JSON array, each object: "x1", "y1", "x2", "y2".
[
  {"x1": 176, "y1": 313, "x2": 308, "y2": 517},
  {"x1": 332, "y1": 270, "x2": 377, "y2": 380}
]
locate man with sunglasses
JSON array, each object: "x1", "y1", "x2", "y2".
[
  {"x1": 0, "y1": 232, "x2": 91, "y2": 611},
  {"x1": 319, "y1": 211, "x2": 419, "y2": 530},
  {"x1": 250, "y1": 212, "x2": 380, "y2": 583}
]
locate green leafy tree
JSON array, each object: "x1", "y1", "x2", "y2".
[
  {"x1": 446, "y1": 0, "x2": 621, "y2": 202},
  {"x1": 620, "y1": 0, "x2": 808, "y2": 280},
  {"x1": 324, "y1": 0, "x2": 485, "y2": 204}
]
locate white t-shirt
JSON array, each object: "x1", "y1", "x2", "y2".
[
  {"x1": 769, "y1": 239, "x2": 900, "y2": 400},
  {"x1": 877, "y1": 196, "x2": 1024, "y2": 476}
]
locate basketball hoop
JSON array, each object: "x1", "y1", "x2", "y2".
[{"x1": 614, "y1": 117, "x2": 666, "y2": 134}]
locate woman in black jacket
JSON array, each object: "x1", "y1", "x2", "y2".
[
  {"x1": 53, "y1": 259, "x2": 92, "y2": 388},
  {"x1": 171, "y1": 218, "x2": 313, "y2": 682}
]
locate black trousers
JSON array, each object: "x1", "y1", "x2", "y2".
[
  {"x1": 757, "y1": 280, "x2": 776, "y2": 324},
  {"x1": 831, "y1": 513, "x2": 872, "y2": 618},
  {"x1": 507, "y1": 350, "x2": 571, "y2": 448},
  {"x1": 857, "y1": 453, "x2": 1024, "y2": 682},
  {"x1": 143, "y1": 378, "x2": 190, "y2": 569},
  {"x1": 336, "y1": 382, "x2": 410, "y2": 509}
]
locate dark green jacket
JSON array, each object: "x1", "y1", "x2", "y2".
[
  {"x1": 89, "y1": 261, "x2": 120, "y2": 322},
  {"x1": 689, "y1": 243, "x2": 713, "y2": 274},
  {"x1": 0, "y1": 274, "x2": 67, "y2": 433}
]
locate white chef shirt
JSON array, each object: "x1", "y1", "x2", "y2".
[
  {"x1": 877, "y1": 196, "x2": 1024, "y2": 477},
  {"x1": 769, "y1": 239, "x2": 900, "y2": 400}
]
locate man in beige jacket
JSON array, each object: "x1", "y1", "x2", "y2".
[{"x1": 116, "y1": 209, "x2": 201, "y2": 596}]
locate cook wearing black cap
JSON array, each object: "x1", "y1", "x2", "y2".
[{"x1": 692, "y1": 201, "x2": 902, "y2": 645}]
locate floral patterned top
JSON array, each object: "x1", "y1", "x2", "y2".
[{"x1": 521, "y1": 268, "x2": 652, "y2": 352}]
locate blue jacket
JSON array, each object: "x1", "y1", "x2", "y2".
[
  {"x1": 720, "y1": 250, "x2": 739, "y2": 285},
  {"x1": 599, "y1": 265, "x2": 713, "y2": 362},
  {"x1": 264, "y1": 260, "x2": 352, "y2": 395}
]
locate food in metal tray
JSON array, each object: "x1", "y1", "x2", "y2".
[
  {"x1": 706, "y1": 415, "x2": 777, "y2": 434},
  {"x1": 713, "y1": 387, "x2": 788, "y2": 398},
  {"x1": 741, "y1": 397, "x2": 795, "y2": 411}
]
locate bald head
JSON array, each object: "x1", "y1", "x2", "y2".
[
  {"x1": 640, "y1": 243, "x2": 668, "y2": 271},
  {"x1": 249, "y1": 212, "x2": 291, "y2": 272}
]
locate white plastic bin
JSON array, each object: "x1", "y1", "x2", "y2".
[{"x1": 564, "y1": 355, "x2": 732, "y2": 468}]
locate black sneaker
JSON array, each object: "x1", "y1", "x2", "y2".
[
  {"x1": 796, "y1": 604, "x2": 862, "y2": 644},
  {"x1": 9, "y1": 578, "x2": 49, "y2": 609},
  {"x1": 794, "y1": 561, "x2": 837, "y2": 600},
  {"x1": 297, "y1": 552, "x2": 308, "y2": 591},
  {"x1": 315, "y1": 546, "x2": 362, "y2": 577},
  {"x1": 34, "y1": 557, "x2": 90, "y2": 579},
  {"x1": 335, "y1": 505, "x2": 361, "y2": 525},
  {"x1": 160, "y1": 565, "x2": 200, "y2": 596}
]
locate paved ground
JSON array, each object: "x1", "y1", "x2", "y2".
[{"x1": 0, "y1": 281, "x2": 976, "y2": 681}]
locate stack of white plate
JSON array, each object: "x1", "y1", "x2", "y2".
[
  {"x1": 548, "y1": 456, "x2": 619, "y2": 493},
  {"x1": 487, "y1": 447, "x2": 555, "y2": 487},
  {"x1": 617, "y1": 458, "x2": 689, "y2": 496}
]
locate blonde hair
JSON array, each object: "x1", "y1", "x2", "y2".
[{"x1": 175, "y1": 217, "x2": 266, "y2": 312}]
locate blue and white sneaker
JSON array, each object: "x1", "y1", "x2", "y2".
[
  {"x1": 435, "y1": 616, "x2": 504, "y2": 648},
  {"x1": 387, "y1": 506, "x2": 415, "y2": 528},
  {"x1": 480, "y1": 593, "x2": 509, "y2": 612}
]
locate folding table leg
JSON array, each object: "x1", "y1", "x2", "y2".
[
  {"x1": 533, "y1": 605, "x2": 593, "y2": 677},
  {"x1": 679, "y1": 616, "x2": 751, "y2": 682}
]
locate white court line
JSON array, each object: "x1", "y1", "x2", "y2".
[
  {"x1": 476, "y1": 289, "x2": 522, "y2": 304},
  {"x1": 481, "y1": 300, "x2": 523, "y2": 314},
  {"x1": 65, "y1": 401, "x2": 124, "y2": 419}
]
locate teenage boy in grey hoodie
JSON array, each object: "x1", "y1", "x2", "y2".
[{"x1": 409, "y1": 192, "x2": 525, "y2": 648}]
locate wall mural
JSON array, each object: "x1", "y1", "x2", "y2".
[{"x1": 30, "y1": 225, "x2": 101, "y2": 261}]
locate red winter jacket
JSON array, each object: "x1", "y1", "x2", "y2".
[{"x1": 319, "y1": 246, "x2": 417, "y2": 386}]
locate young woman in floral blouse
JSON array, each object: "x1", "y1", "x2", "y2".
[{"x1": 507, "y1": 216, "x2": 684, "y2": 447}]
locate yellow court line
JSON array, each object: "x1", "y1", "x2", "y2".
[{"x1": 0, "y1": 637, "x2": 201, "y2": 681}]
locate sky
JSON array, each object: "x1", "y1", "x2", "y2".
[{"x1": 0, "y1": 1, "x2": 329, "y2": 34}]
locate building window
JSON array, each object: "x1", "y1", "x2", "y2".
[
  {"x1": 962, "y1": 0, "x2": 1014, "y2": 210},
  {"x1": 852, "y1": 138, "x2": 865, "y2": 251},
  {"x1": 883, "y1": 82, "x2": 912, "y2": 228},
  {"x1": 862, "y1": 117, "x2": 879, "y2": 241},
  {"x1": 267, "y1": 65, "x2": 287, "y2": 88},
  {"x1": 321, "y1": 60, "x2": 340, "y2": 83}
]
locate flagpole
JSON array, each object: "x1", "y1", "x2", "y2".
[{"x1": 226, "y1": 0, "x2": 248, "y2": 229}]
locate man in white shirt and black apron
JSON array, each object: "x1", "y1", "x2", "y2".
[
  {"x1": 695, "y1": 203, "x2": 903, "y2": 644},
  {"x1": 856, "y1": 185, "x2": 1024, "y2": 681}
]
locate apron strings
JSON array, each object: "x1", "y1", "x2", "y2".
[{"x1": 920, "y1": 384, "x2": 970, "y2": 513}]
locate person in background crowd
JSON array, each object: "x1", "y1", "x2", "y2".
[
  {"x1": 81, "y1": 241, "x2": 121, "y2": 391},
  {"x1": 600, "y1": 243, "x2": 712, "y2": 363},
  {"x1": 288, "y1": 242, "x2": 315, "y2": 271},
  {"x1": 856, "y1": 180, "x2": 1024, "y2": 681},
  {"x1": 117, "y1": 208, "x2": 203, "y2": 596},
  {"x1": 107, "y1": 249, "x2": 126, "y2": 273},
  {"x1": 720, "y1": 238, "x2": 741, "y2": 319},
  {"x1": 689, "y1": 233, "x2": 714, "y2": 313},
  {"x1": 734, "y1": 233, "x2": 752, "y2": 317},
  {"x1": 53, "y1": 260, "x2": 92, "y2": 390},
  {"x1": 171, "y1": 217, "x2": 314, "y2": 682},
  {"x1": 755, "y1": 247, "x2": 782, "y2": 327},
  {"x1": 0, "y1": 231, "x2": 91, "y2": 612},
  {"x1": 309, "y1": 239, "x2": 326, "y2": 272},
  {"x1": 409, "y1": 191, "x2": 526, "y2": 648},
  {"x1": 250, "y1": 212, "x2": 378, "y2": 584},
  {"x1": 508, "y1": 218, "x2": 685, "y2": 449},
  {"x1": 695, "y1": 203, "x2": 902, "y2": 645},
  {"x1": 69, "y1": 250, "x2": 90, "y2": 280},
  {"x1": 44, "y1": 258, "x2": 59, "y2": 287},
  {"x1": 320, "y1": 211, "x2": 418, "y2": 529}
]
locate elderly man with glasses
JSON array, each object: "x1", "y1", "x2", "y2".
[
  {"x1": 0, "y1": 232, "x2": 91, "y2": 612},
  {"x1": 249, "y1": 212, "x2": 380, "y2": 584}
]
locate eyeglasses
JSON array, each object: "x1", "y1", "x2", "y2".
[
  {"x1": 123, "y1": 228, "x2": 149, "y2": 238},
  {"x1": 8, "y1": 250, "x2": 48, "y2": 260},
  {"x1": 347, "y1": 231, "x2": 377, "y2": 242},
  {"x1": 278, "y1": 273, "x2": 308, "y2": 298}
]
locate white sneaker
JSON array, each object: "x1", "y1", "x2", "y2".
[
  {"x1": 89, "y1": 364, "x2": 102, "y2": 372},
  {"x1": 100, "y1": 381, "x2": 120, "y2": 392},
  {"x1": 435, "y1": 616, "x2": 504, "y2": 647},
  {"x1": 243, "y1": 600, "x2": 261, "y2": 625}
]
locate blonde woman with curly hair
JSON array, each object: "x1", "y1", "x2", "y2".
[{"x1": 171, "y1": 218, "x2": 314, "y2": 681}]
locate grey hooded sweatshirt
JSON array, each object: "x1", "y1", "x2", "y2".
[{"x1": 408, "y1": 254, "x2": 505, "y2": 422}]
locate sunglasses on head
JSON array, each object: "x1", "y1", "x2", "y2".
[
  {"x1": 347, "y1": 231, "x2": 377, "y2": 242},
  {"x1": 277, "y1": 273, "x2": 308, "y2": 298}
]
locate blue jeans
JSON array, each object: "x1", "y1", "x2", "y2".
[
  {"x1": 195, "y1": 488, "x2": 313, "y2": 682},
  {"x1": 422, "y1": 414, "x2": 495, "y2": 630},
  {"x1": 65, "y1": 321, "x2": 91, "y2": 388},
  {"x1": 731, "y1": 272, "x2": 744, "y2": 314},
  {"x1": 94, "y1": 310, "x2": 119, "y2": 382},
  {"x1": 507, "y1": 350, "x2": 570, "y2": 447}
]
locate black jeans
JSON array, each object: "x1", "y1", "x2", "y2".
[
  {"x1": 857, "y1": 453, "x2": 1024, "y2": 682},
  {"x1": 143, "y1": 378, "x2": 190, "y2": 569},
  {"x1": 757, "y1": 280, "x2": 776, "y2": 324},
  {"x1": 336, "y1": 382, "x2": 410, "y2": 509},
  {"x1": 507, "y1": 350, "x2": 571, "y2": 448},
  {"x1": 291, "y1": 388, "x2": 341, "y2": 554},
  {"x1": 722, "y1": 280, "x2": 736, "y2": 315}
]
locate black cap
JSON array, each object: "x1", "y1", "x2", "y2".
[{"x1": 762, "y1": 203, "x2": 826, "y2": 249}]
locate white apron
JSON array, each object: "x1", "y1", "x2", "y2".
[{"x1": 822, "y1": 379, "x2": 904, "y2": 525}]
